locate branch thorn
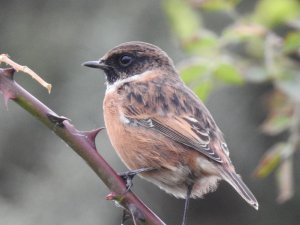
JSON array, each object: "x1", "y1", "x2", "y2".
[
  {"x1": 3, "y1": 67, "x2": 16, "y2": 79},
  {"x1": 0, "y1": 68, "x2": 17, "y2": 109},
  {"x1": 47, "y1": 114, "x2": 70, "y2": 128},
  {"x1": 81, "y1": 127, "x2": 105, "y2": 149}
]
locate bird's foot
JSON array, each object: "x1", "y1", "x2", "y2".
[{"x1": 119, "y1": 167, "x2": 155, "y2": 192}]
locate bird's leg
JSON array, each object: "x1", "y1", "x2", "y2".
[
  {"x1": 120, "y1": 209, "x2": 131, "y2": 225},
  {"x1": 119, "y1": 167, "x2": 155, "y2": 192},
  {"x1": 130, "y1": 208, "x2": 138, "y2": 225},
  {"x1": 182, "y1": 184, "x2": 193, "y2": 225},
  {"x1": 118, "y1": 167, "x2": 155, "y2": 224}
]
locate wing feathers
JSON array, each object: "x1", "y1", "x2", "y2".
[
  {"x1": 218, "y1": 166, "x2": 259, "y2": 210},
  {"x1": 127, "y1": 116, "x2": 223, "y2": 163},
  {"x1": 121, "y1": 78, "x2": 225, "y2": 164}
]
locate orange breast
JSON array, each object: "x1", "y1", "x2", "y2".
[
  {"x1": 102, "y1": 89, "x2": 220, "y2": 199},
  {"x1": 103, "y1": 91, "x2": 185, "y2": 171}
]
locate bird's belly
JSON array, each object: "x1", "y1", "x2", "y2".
[
  {"x1": 104, "y1": 110, "x2": 182, "y2": 171},
  {"x1": 103, "y1": 98, "x2": 220, "y2": 199}
]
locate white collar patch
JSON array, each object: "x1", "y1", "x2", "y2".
[{"x1": 105, "y1": 70, "x2": 152, "y2": 93}]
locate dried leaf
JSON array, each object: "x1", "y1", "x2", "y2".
[
  {"x1": 261, "y1": 90, "x2": 293, "y2": 135},
  {"x1": 261, "y1": 114, "x2": 291, "y2": 135},
  {"x1": 265, "y1": 90, "x2": 290, "y2": 111},
  {"x1": 276, "y1": 158, "x2": 294, "y2": 203},
  {"x1": 214, "y1": 62, "x2": 244, "y2": 84},
  {"x1": 254, "y1": 142, "x2": 284, "y2": 178}
]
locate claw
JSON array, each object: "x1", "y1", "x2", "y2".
[
  {"x1": 121, "y1": 209, "x2": 131, "y2": 225},
  {"x1": 119, "y1": 167, "x2": 155, "y2": 192}
]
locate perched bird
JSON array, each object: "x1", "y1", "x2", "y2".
[{"x1": 83, "y1": 41, "x2": 258, "y2": 225}]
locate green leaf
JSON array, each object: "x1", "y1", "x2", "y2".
[
  {"x1": 254, "y1": 142, "x2": 286, "y2": 178},
  {"x1": 179, "y1": 62, "x2": 213, "y2": 100},
  {"x1": 163, "y1": 0, "x2": 200, "y2": 41},
  {"x1": 194, "y1": 80, "x2": 213, "y2": 100},
  {"x1": 246, "y1": 36, "x2": 265, "y2": 58},
  {"x1": 261, "y1": 114, "x2": 291, "y2": 135},
  {"x1": 276, "y1": 72, "x2": 300, "y2": 101},
  {"x1": 184, "y1": 30, "x2": 218, "y2": 54},
  {"x1": 214, "y1": 63, "x2": 244, "y2": 84},
  {"x1": 243, "y1": 65, "x2": 269, "y2": 83},
  {"x1": 196, "y1": 0, "x2": 239, "y2": 11},
  {"x1": 283, "y1": 32, "x2": 300, "y2": 54},
  {"x1": 180, "y1": 64, "x2": 208, "y2": 84},
  {"x1": 254, "y1": 0, "x2": 300, "y2": 27}
]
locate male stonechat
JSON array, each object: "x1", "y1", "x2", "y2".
[{"x1": 83, "y1": 41, "x2": 258, "y2": 225}]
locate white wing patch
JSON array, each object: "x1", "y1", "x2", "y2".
[
  {"x1": 120, "y1": 113, "x2": 130, "y2": 124},
  {"x1": 221, "y1": 142, "x2": 230, "y2": 157},
  {"x1": 185, "y1": 116, "x2": 198, "y2": 123}
]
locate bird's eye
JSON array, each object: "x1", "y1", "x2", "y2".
[{"x1": 119, "y1": 55, "x2": 133, "y2": 67}]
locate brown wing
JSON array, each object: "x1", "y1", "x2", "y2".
[
  {"x1": 120, "y1": 74, "x2": 225, "y2": 163},
  {"x1": 133, "y1": 116, "x2": 223, "y2": 163}
]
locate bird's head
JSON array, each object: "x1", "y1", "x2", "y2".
[{"x1": 83, "y1": 41, "x2": 176, "y2": 85}]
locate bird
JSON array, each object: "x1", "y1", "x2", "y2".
[{"x1": 83, "y1": 41, "x2": 259, "y2": 225}]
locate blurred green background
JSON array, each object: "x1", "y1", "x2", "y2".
[{"x1": 0, "y1": 0, "x2": 299, "y2": 225}]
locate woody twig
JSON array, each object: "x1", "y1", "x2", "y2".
[
  {"x1": 0, "y1": 66, "x2": 165, "y2": 225},
  {"x1": 0, "y1": 54, "x2": 52, "y2": 93}
]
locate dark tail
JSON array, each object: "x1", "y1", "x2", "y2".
[{"x1": 218, "y1": 166, "x2": 259, "y2": 210}]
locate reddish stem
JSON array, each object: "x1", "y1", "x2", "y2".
[{"x1": 0, "y1": 68, "x2": 165, "y2": 225}]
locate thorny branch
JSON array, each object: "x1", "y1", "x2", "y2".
[{"x1": 0, "y1": 67, "x2": 165, "y2": 225}]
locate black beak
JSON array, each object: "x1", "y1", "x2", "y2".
[{"x1": 82, "y1": 60, "x2": 109, "y2": 70}]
